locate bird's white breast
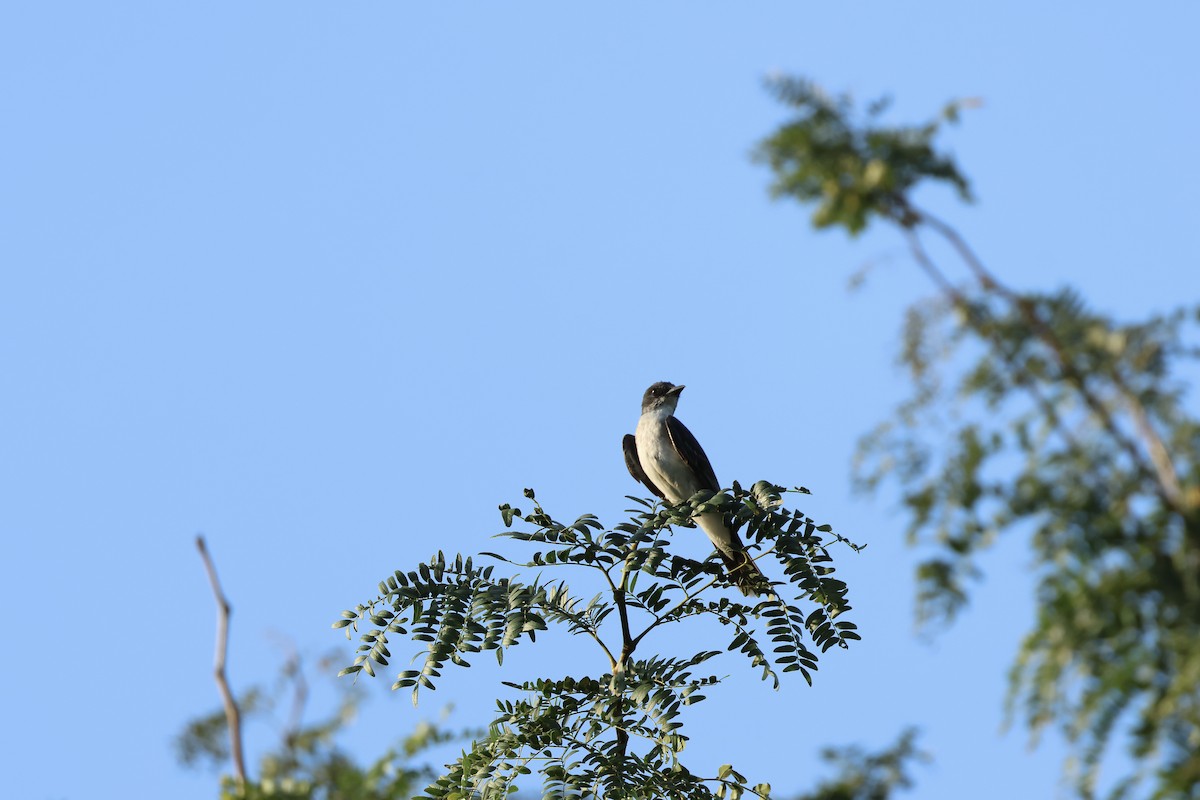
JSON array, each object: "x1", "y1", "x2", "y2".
[{"x1": 635, "y1": 409, "x2": 700, "y2": 504}]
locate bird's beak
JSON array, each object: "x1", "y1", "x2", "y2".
[{"x1": 668, "y1": 384, "x2": 685, "y2": 396}]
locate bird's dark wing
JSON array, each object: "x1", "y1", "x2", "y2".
[
  {"x1": 622, "y1": 434, "x2": 666, "y2": 499},
  {"x1": 665, "y1": 417, "x2": 720, "y2": 492}
]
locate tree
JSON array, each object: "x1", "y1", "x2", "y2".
[
  {"x1": 184, "y1": 504, "x2": 923, "y2": 800},
  {"x1": 755, "y1": 77, "x2": 1200, "y2": 799},
  {"x1": 336, "y1": 483, "x2": 862, "y2": 799},
  {"x1": 179, "y1": 537, "x2": 459, "y2": 800}
]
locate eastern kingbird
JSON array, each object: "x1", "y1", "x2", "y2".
[{"x1": 623, "y1": 382, "x2": 767, "y2": 596}]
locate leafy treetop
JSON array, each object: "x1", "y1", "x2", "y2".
[{"x1": 336, "y1": 482, "x2": 862, "y2": 800}]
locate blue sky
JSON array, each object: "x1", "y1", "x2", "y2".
[{"x1": 3, "y1": 4, "x2": 1198, "y2": 799}]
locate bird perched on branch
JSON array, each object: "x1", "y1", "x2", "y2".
[{"x1": 622, "y1": 381, "x2": 767, "y2": 596}]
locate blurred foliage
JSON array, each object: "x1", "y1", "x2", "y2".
[
  {"x1": 177, "y1": 650, "x2": 461, "y2": 800},
  {"x1": 337, "y1": 483, "x2": 862, "y2": 798},
  {"x1": 758, "y1": 77, "x2": 1200, "y2": 799},
  {"x1": 754, "y1": 77, "x2": 972, "y2": 235},
  {"x1": 794, "y1": 729, "x2": 927, "y2": 800}
]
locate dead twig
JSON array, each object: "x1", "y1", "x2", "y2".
[{"x1": 196, "y1": 535, "x2": 247, "y2": 787}]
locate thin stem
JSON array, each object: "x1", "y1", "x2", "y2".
[
  {"x1": 195, "y1": 535, "x2": 247, "y2": 787},
  {"x1": 902, "y1": 226, "x2": 964, "y2": 302},
  {"x1": 593, "y1": 562, "x2": 625, "y2": 673},
  {"x1": 917, "y1": 208, "x2": 997, "y2": 290},
  {"x1": 629, "y1": 539, "x2": 782, "y2": 651},
  {"x1": 584, "y1": 626, "x2": 618, "y2": 672},
  {"x1": 631, "y1": 573, "x2": 722, "y2": 651}
]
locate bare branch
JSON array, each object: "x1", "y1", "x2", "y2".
[
  {"x1": 196, "y1": 535, "x2": 247, "y2": 787},
  {"x1": 904, "y1": 227, "x2": 1087, "y2": 457},
  {"x1": 902, "y1": 225, "x2": 964, "y2": 303},
  {"x1": 914, "y1": 206, "x2": 1186, "y2": 514}
]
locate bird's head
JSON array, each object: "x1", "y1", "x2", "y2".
[{"x1": 641, "y1": 381, "x2": 685, "y2": 414}]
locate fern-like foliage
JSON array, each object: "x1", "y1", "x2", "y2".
[{"x1": 335, "y1": 482, "x2": 861, "y2": 799}]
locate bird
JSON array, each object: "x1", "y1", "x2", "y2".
[{"x1": 622, "y1": 381, "x2": 767, "y2": 596}]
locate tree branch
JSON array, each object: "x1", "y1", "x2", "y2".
[
  {"x1": 904, "y1": 227, "x2": 1087, "y2": 456},
  {"x1": 908, "y1": 205, "x2": 1186, "y2": 514},
  {"x1": 631, "y1": 572, "x2": 724, "y2": 651},
  {"x1": 195, "y1": 535, "x2": 247, "y2": 787}
]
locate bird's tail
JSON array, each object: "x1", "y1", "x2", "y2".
[
  {"x1": 695, "y1": 511, "x2": 771, "y2": 597},
  {"x1": 717, "y1": 548, "x2": 770, "y2": 597}
]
